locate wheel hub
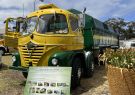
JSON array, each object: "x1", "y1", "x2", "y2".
[
  {"x1": 78, "y1": 68, "x2": 81, "y2": 78},
  {"x1": 91, "y1": 61, "x2": 94, "y2": 71}
]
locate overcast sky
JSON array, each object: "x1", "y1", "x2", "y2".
[{"x1": 0, "y1": 0, "x2": 135, "y2": 31}]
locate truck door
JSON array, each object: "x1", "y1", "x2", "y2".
[
  {"x1": 69, "y1": 16, "x2": 84, "y2": 49},
  {"x1": 4, "y1": 18, "x2": 24, "y2": 48}
]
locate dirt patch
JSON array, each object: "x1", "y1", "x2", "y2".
[
  {"x1": 72, "y1": 66, "x2": 110, "y2": 95},
  {"x1": 0, "y1": 70, "x2": 25, "y2": 95},
  {"x1": 0, "y1": 56, "x2": 110, "y2": 95}
]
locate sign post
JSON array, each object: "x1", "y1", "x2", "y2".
[{"x1": 24, "y1": 67, "x2": 72, "y2": 95}]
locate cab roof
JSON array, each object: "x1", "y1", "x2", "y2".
[{"x1": 27, "y1": 4, "x2": 76, "y2": 18}]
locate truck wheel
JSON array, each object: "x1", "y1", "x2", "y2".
[
  {"x1": 85, "y1": 59, "x2": 94, "y2": 78},
  {"x1": 71, "y1": 57, "x2": 82, "y2": 89},
  {"x1": 0, "y1": 49, "x2": 5, "y2": 56},
  {"x1": 22, "y1": 72, "x2": 28, "y2": 79}
]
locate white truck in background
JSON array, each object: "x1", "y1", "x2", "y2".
[{"x1": 119, "y1": 39, "x2": 135, "y2": 48}]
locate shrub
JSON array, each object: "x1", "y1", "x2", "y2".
[{"x1": 104, "y1": 49, "x2": 135, "y2": 69}]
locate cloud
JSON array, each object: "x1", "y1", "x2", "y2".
[
  {"x1": 0, "y1": 0, "x2": 134, "y2": 30},
  {"x1": 111, "y1": 0, "x2": 135, "y2": 17},
  {"x1": 0, "y1": 0, "x2": 33, "y2": 28},
  {"x1": 100, "y1": 0, "x2": 135, "y2": 21},
  {"x1": 0, "y1": 6, "x2": 21, "y2": 11}
]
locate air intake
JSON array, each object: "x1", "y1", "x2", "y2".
[{"x1": 39, "y1": 4, "x2": 58, "y2": 10}]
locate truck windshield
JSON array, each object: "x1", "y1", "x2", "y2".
[
  {"x1": 37, "y1": 14, "x2": 68, "y2": 34},
  {"x1": 21, "y1": 17, "x2": 38, "y2": 35},
  {"x1": 7, "y1": 18, "x2": 25, "y2": 33},
  {"x1": 8, "y1": 19, "x2": 17, "y2": 32}
]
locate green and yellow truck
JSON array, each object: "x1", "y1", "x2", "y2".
[
  {"x1": 10, "y1": 4, "x2": 119, "y2": 88},
  {"x1": 0, "y1": 38, "x2": 8, "y2": 55},
  {"x1": 0, "y1": 17, "x2": 25, "y2": 55},
  {"x1": 4, "y1": 17, "x2": 25, "y2": 49}
]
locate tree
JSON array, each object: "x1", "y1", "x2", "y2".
[
  {"x1": 126, "y1": 21, "x2": 135, "y2": 33},
  {"x1": 104, "y1": 18, "x2": 126, "y2": 34},
  {"x1": 105, "y1": 18, "x2": 135, "y2": 39}
]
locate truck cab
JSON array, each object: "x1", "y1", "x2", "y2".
[
  {"x1": 11, "y1": 4, "x2": 87, "y2": 88},
  {"x1": 4, "y1": 17, "x2": 25, "y2": 49},
  {"x1": 18, "y1": 4, "x2": 84, "y2": 67}
]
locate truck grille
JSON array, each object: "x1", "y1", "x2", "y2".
[{"x1": 21, "y1": 45, "x2": 44, "y2": 66}]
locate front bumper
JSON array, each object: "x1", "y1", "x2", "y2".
[{"x1": 9, "y1": 66, "x2": 28, "y2": 72}]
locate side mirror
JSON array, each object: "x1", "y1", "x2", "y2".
[
  {"x1": 78, "y1": 14, "x2": 85, "y2": 28},
  {"x1": 3, "y1": 20, "x2": 6, "y2": 23},
  {"x1": 78, "y1": 8, "x2": 86, "y2": 28}
]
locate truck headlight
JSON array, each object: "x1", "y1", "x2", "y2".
[
  {"x1": 51, "y1": 58, "x2": 58, "y2": 65},
  {"x1": 12, "y1": 56, "x2": 16, "y2": 63}
]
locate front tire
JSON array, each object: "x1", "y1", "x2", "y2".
[{"x1": 71, "y1": 57, "x2": 82, "y2": 89}]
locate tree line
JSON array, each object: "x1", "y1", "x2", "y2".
[{"x1": 105, "y1": 18, "x2": 135, "y2": 39}]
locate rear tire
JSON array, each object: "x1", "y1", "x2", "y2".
[
  {"x1": 71, "y1": 57, "x2": 82, "y2": 89},
  {"x1": 22, "y1": 72, "x2": 28, "y2": 79}
]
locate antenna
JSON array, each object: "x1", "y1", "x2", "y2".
[
  {"x1": 34, "y1": 0, "x2": 44, "y2": 11},
  {"x1": 34, "y1": 0, "x2": 36, "y2": 11},
  {"x1": 23, "y1": 3, "x2": 24, "y2": 17},
  {"x1": 83, "y1": 7, "x2": 86, "y2": 13}
]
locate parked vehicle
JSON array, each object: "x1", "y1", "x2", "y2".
[
  {"x1": 4, "y1": 17, "x2": 25, "y2": 48},
  {"x1": 119, "y1": 39, "x2": 135, "y2": 49},
  {"x1": 10, "y1": 4, "x2": 119, "y2": 88},
  {"x1": 0, "y1": 17, "x2": 25, "y2": 55},
  {"x1": 0, "y1": 38, "x2": 9, "y2": 55}
]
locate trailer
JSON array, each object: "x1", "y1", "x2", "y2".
[
  {"x1": 10, "y1": 4, "x2": 119, "y2": 88},
  {"x1": 69, "y1": 9, "x2": 119, "y2": 62}
]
